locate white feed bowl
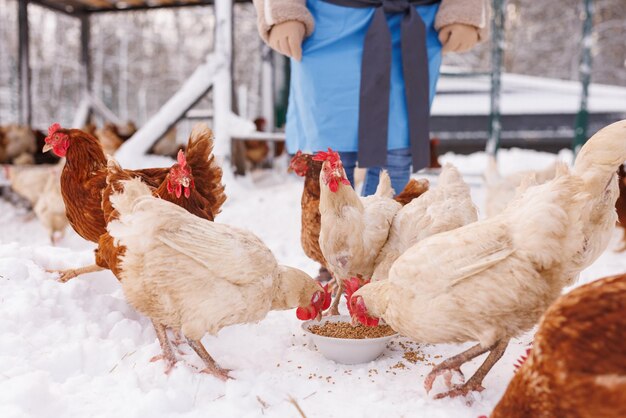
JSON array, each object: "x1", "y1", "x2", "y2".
[{"x1": 301, "y1": 315, "x2": 397, "y2": 365}]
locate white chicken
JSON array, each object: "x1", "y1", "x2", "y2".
[
  {"x1": 315, "y1": 149, "x2": 401, "y2": 315},
  {"x1": 107, "y1": 177, "x2": 330, "y2": 377},
  {"x1": 484, "y1": 155, "x2": 557, "y2": 217},
  {"x1": 371, "y1": 163, "x2": 477, "y2": 282},
  {"x1": 33, "y1": 171, "x2": 68, "y2": 244},
  {"x1": 349, "y1": 120, "x2": 626, "y2": 398},
  {"x1": 5, "y1": 162, "x2": 67, "y2": 243}
]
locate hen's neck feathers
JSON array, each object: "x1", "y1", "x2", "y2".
[
  {"x1": 319, "y1": 179, "x2": 363, "y2": 214},
  {"x1": 64, "y1": 130, "x2": 107, "y2": 177},
  {"x1": 270, "y1": 265, "x2": 318, "y2": 310},
  {"x1": 356, "y1": 281, "x2": 391, "y2": 319}
]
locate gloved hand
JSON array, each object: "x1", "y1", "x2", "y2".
[
  {"x1": 268, "y1": 20, "x2": 306, "y2": 61},
  {"x1": 438, "y1": 23, "x2": 480, "y2": 53}
]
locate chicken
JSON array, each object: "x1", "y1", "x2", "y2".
[
  {"x1": 289, "y1": 151, "x2": 330, "y2": 281},
  {"x1": 484, "y1": 155, "x2": 557, "y2": 217},
  {"x1": 97, "y1": 126, "x2": 226, "y2": 280},
  {"x1": 106, "y1": 177, "x2": 330, "y2": 376},
  {"x1": 371, "y1": 163, "x2": 477, "y2": 282},
  {"x1": 614, "y1": 164, "x2": 626, "y2": 250},
  {"x1": 42, "y1": 123, "x2": 225, "y2": 282},
  {"x1": 490, "y1": 274, "x2": 626, "y2": 418},
  {"x1": 4, "y1": 164, "x2": 56, "y2": 207},
  {"x1": 290, "y1": 151, "x2": 430, "y2": 283},
  {"x1": 95, "y1": 124, "x2": 124, "y2": 156},
  {"x1": 429, "y1": 138, "x2": 442, "y2": 169},
  {"x1": 38, "y1": 126, "x2": 171, "y2": 271},
  {"x1": 0, "y1": 124, "x2": 37, "y2": 164},
  {"x1": 348, "y1": 120, "x2": 626, "y2": 398},
  {"x1": 392, "y1": 177, "x2": 430, "y2": 206},
  {"x1": 34, "y1": 170, "x2": 69, "y2": 244},
  {"x1": 315, "y1": 148, "x2": 401, "y2": 315},
  {"x1": 4, "y1": 162, "x2": 68, "y2": 243}
]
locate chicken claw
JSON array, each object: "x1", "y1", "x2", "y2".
[
  {"x1": 186, "y1": 337, "x2": 232, "y2": 380},
  {"x1": 48, "y1": 264, "x2": 105, "y2": 282},
  {"x1": 150, "y1": 354, "x2": 177, "y2": 374},
  {"x1": 151, "y1": 320, "x2": 178, "y2": 374},
  {"x1": 434, "y1": 381, "x2": 485, "y2": 400},
  {"x1": 200, "y1": 365, "x2": 232, "y2": 381},
  {"x1": 425, "y1": 339, "x2": 509, "y2": 398},
  {"x1": 325, "y1": 279, "x2": 344, "y2": 316}
]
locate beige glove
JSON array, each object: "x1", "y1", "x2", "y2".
[
  {"x1": 268, "y1": 20, "x2": 306, "y2": 61},
  {"x1": 438, "y1": 23, "x2": 480, "y2": 53}
]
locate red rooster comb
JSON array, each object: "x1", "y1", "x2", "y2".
[
  {"x1": 177, "y1": 149, "x2": 187, "y2": 168},
  {"x1": 313, "y1": 147, "x2": 341, "y2": 165},
  {"x1": 45, "y1": 123, "x2": 63, "y2": 143},
  {"x1": 48, "y1": 123, "x2": 62, "y2": 137},
  {"x1": 314, "y1": 148, "x2": 349, "y2": 192},
  {"x1": 288, "y1": 151, "x2": 309, "y2": 177},
  {"x1": 344, "y1": 277, "x2": 369, "y2": 316}
]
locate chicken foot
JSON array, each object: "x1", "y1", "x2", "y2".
[
  {"x1": 186, "y1": 337, "x2": 231, "y2": 381},
  {"x1": 425, "y1": 339, "x2": 510, "y2": 399},
  {"x1": 325, "y1": 278, "x2": 344, "y2": 316},
  {"x1": 150, "y1": 321, "x2": 177, "y2": 374},
  {"x1": 48, "y1": 264, "x2": 106, "y2": 282}
]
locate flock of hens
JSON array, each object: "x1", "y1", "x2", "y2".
[{"x1": 1, "y1": 119, "x2": 626, "y2": 417}]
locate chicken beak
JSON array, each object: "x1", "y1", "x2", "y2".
[
  {"x1": 315, "y1": 311, "x2": 323, "y2": 322},
  {"x1": 42, "y1": 144, "x2": 53, "y2": 153},
  {"x1": 350, "y1": 316, "x2": 359, "y2": 327},
  {"x1": 181, "y1": 177, "x2": 190, "y2": 188}
]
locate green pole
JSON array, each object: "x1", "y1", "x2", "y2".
[
  {"x1": 573, "y1": 0, "x2": 594, "y2": 155},
  {"x1": 486, "y1": 0, "x2": 505, "y2": 157}
]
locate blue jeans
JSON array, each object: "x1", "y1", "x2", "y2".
[{"x1": 339, "y1": 148, "x2": 412, "y2": 197}]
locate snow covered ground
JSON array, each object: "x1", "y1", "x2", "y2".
[{"x1": 1, "y1": 149, "x2": 625, "y2": 418}]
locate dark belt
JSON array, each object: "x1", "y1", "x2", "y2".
[{"x1": 321, "y1": 0, "x2": 440, "y2": 172}]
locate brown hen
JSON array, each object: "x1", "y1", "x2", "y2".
[
  {"x1": 289, "y1": 151, "x2": 429, "y2": 283},
  {"x1": 490, "y1": 274, "x2": 626, "y2": 418},
  {"x1": 42, "y1": 123, "x2": 225, "y2": 282}
]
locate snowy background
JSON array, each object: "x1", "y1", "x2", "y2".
[
  {"x1": 1, "y1": 149, "x2": 626, "y2": 418},
  {"x1": 1, "y1": 0, "x2": 626, "y2": 128}
]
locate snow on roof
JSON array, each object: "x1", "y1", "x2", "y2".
[{"x1": 432, "y1": 69, "x2": 626, "y2": 116}]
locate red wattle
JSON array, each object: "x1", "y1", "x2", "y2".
[{"x1": 296, "y1": 307, "x2": 312, "y2": 320}]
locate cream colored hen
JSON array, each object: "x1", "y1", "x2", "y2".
[
  {"x1": 5, "y1": 164, "x2": 53, "y2": 206},
  {"x1": 350, "y1": 120, "x2": 626, "y2": 398},
  {"x1": 6, "y1": 162, "x2": 67, "y2": 243},
  {"x1": 315, "y1": 149, "x2": 401, "y2": 315},
  {"x1": 34, "y1": 171, "x2": 68, "y2": 244},
  {"x1": 107, "y1": 178, "x2": 329, "y2": 377},
  {"x1": 372, "y1": 163, "x2": 477, "y2": 282}
]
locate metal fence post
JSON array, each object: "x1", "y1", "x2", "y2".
[
  {"x1": 18, "y1": 0, "x2": 32, "y2": 126},
  {"x1": 486, "y1": 0, "x2": 505, "y2": 157},
  {"x1": 573, "y1": 0, "x2": 594, "y2": 155}
]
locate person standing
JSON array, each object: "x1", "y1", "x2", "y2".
[{"x1": 254, "y1": 0, "x2": 488, "y2": 195}]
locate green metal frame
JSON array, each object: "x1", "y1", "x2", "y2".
[
  {"x1": 573, "y1": 0, "x2": 594, "y2": 155},
  {"x1": 486, "y1": 0, "x2": 505, "y2": 156},
  {"x1": 486, "y1": 0, "x2": 595, "y2": 158}
]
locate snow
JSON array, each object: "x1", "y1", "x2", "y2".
[
  {"x1": 1, "y1": 149, "x2": 625, "y2": 418},
  {"x1": 432, "y1": 70, "x2": 626, "y2": 116}
]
